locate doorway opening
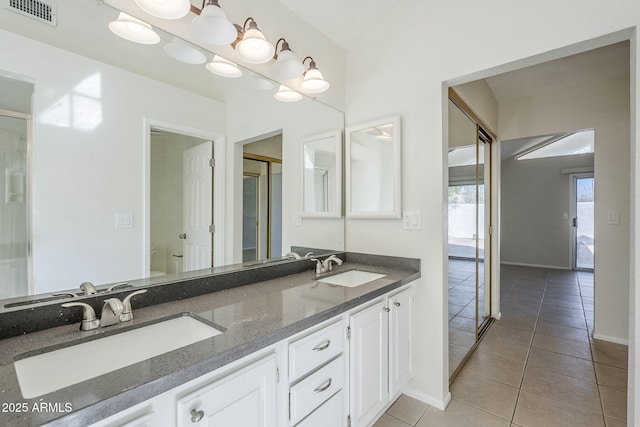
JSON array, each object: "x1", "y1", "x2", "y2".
[
  {"x1": 573, "y1": 174, "x2": 595, "y2": 270},
  {"x1": 242, "y1": 134, "x2": 283, "y2": 262}
]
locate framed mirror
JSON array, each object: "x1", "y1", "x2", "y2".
[
  {"x1": 346, "y1": 116, "x2": 401, "y2": 218},
  {"x1": 302, "y1": 129, "x2": 342, "y2": 218}
]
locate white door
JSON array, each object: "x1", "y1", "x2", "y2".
[
  {"x1": 349, "y1": 300, "x2": 389, "y2": 427},
  {"x1": 182, "y1": 141, "x2": 213, "y2": 272},
  {"x1": 389, "y1": 287, "x2": 414, "y2": 395}
]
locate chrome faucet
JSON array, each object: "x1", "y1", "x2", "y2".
[
  {"x1": 310, "y1": 255, "x2": 344, "y2": 275},
  {"x1": 79, "y1": 282, "x2": 98, "y2": 296},
  {"x1": 61, "y1": 289, "x2": 147, "y2": 330},
  {"x1": 286, "y1": 251, "x2": 314, "y2": 260},
  {"x1": 322, "y1": 255, "x2": 343, "y2": 272}
]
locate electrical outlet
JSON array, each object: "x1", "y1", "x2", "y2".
[{"x1": 291, "y1": 213, "x2": 303, "y2": 227}]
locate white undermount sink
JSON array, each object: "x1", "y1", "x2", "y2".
[
  {"x1": 318, "y1": 270, "x2": 386, "y2": 287},
  {"x1": 14, "y1": 315, "x2": 223, "y2": 399}
]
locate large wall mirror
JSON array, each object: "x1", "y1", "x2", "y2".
[
  {"x1": 346, "y1": 116, "x2": 401, "y2": 218},
  {"x1": 0, "y1": 0, "x2": 344, "y2": 308}
]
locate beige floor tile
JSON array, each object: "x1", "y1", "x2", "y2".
[
  {"x1": 594, "y1": 363, "x2": 628, "y2": 391},
  {"x1": 537, "y1": 311, "x2": 587, "y2": 329},
  {"x1": 373, "y1": 414, "x2": 412, "y2": 427},
  {"x1": 476, "y1": 332, "x2": 530, "y2": 364},
  {"x1": 449, "y1": 316, "x2": 476, "y2": 333},
  {"x1": 532, "y1": 333, "x2": 592, "y2": 360},
  {"x1": 591, "y1": 343, "x2": 628, "y2": 369},
  {"x1": 527, "y1": 347, "x2": 596, "y2": 383},
  {"x1": 449, "y1": 327, "x2": 475, "y2": 349},
  {"x1": 416, "y1": 400, "x2": 511, "y2": 427},
  {"x1": 604, "y1": 417, "x2": 627, "y2": 427},
  {"x1": 485, "y1": 322, "x2": 534, "y2": 346},
  {"x1": 449, "y1": 344, "x2": 470, "y2": 376},
  {"x1": 592, "y1": 339, "x2": 629, "y2": 353},
  {"x1": 542, "y1": 297, "x2": 585, "y2": 310},
  {"x1": 464, "y1": 350, "x2": 525, "y2": 387},
  {"x1": 386, "y1": 395, "x2": 428, "y2": 426},
  {"x1": 540, "y1": 304, "x2": 585, "y2": 318},
  {"x1": 599, "y1": 385, "x2": 627, "y2": 421},
  {"x1": 513, "y1": 390, "x2": 604, "y2": 427},
  {"x1": 521, "y1": 365, "x2": 601, "y2": 413},
  {"x1": 450, "y1": 370, "x2": 519, "y2": 420},
  {"x1": 535, "y1": 321, "x2": 590, "y2": 342}
]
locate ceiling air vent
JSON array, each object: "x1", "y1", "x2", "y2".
[{"x1": 4, "y1": 0, "x2": 57, "y2": 26}]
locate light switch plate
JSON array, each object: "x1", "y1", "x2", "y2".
[
  {"x1": 291, "y1": 213, "x2": 303, "y2": 227},
  {"x1": 115, "y1": 213, "x2": 133, "y2": 229},
  {"x1": 402, "y1": 211, "x2": 421, "y2": 230},
  {"x1": 607, "y1": 211, "x2": 620, "y2": 225}
]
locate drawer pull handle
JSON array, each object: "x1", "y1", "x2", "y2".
[
  {"x1": 394, "y1": 301, "x2": 401, "y2": 307},
  {"x1": 312, "y1": 339, "x2": 331, "y2": 351},
  {"x1": 314, "y1": 378, "x2": 332, "y2": 393},
  {"x1": 383, "y1": 307, "x2": 390, "y2": 312},
  {"x1": 191, "y1": 409, "x2": 204, "y2": 423}
]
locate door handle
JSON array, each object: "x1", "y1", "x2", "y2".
[
  {"x1": 179, "y1": 233, "x2": 187, "y2": 239},
  {"x1": 572, "y1": 218, "x2": 577, "y2": 227}
]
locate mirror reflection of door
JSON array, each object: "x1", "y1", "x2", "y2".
[
  {"x1": 150, "y1": 129, "x2": 213, "y2": 277},
  {"x1": 447, "y1": 96, "x2": 493, "y2": 381},
  {"x1": 573, "y1": 175, "x2": 595, "y2": 270},
  {"x1": 242, "y1": 134, "x2": 283, "y2": 262}
]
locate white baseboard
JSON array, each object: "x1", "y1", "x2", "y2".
[
  {"x1": 402, "y1": 387, "x2": 451, "y2": 411},
  {"x1": 592, "y1": 332, "x2": 629, "y2": 346},
  {"x1": 500, "y1": 261, "x2": 570, "y2": 270}
]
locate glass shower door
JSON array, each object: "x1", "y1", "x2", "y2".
[{"x1": 0, "y1": 113, "x2": 29, "y2": 299}]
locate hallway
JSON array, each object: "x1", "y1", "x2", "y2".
[{"x1": 374, "y1": 265, "x2": 628, "y2": 426}]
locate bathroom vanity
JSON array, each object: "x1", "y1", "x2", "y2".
[{"x1": 0, "y1": 254, "x2": 419, "y2": 427}]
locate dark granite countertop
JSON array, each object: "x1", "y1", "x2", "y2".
[{"x1": 0, "y1": 256, "x2": 419, "y2": 426}]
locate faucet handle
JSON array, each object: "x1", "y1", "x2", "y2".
[
  {"x1": 106, "y1": 282, "x2": 129, "y2": 292},
  {"x1": 120, "y1": 289, "x2": 148, "y2": 322},
  {"x1": 79, "y1": 282, "x2": 97, "y2": 295},
  {"x1": 304, "y1": 252, "x2": 314, "y2": 258},
  {"x1": 61, "y1": 302, "x2": 100, "y2": 331},
  {"x1": 52, "y1": 291, "x2": 78, "y2": 298},
  {"x1": 309, "y1": 258, "x2": 324, "y2": 275}
]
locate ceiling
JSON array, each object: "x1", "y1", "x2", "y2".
[{"x1": 275, "y1": 0, "x2": 402, "y2": 49}]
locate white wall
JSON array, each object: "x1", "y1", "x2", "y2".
[
  {"x1": 500, "y1": 75, "x2": 630, "y2": 343},
  {"x1": 500, "y1": 153, "x2": 595, "y2": 268},
  {"x1": 343, "y1": 0, "x2": 640, "y2": 418},
  {"x1": 0, "y1": 29, "x2": 227, "y2": 293}
]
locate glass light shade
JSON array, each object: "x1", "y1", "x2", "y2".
[
  {"x1": 108, "y1": 13, "x2": 160, "y2": 45},
  {"x1": 206, "y1": 55, "x2": 242, "y2": 78},
  {"x1": 235, "y1": 28, "x2": 275, "y2": 64},
  {"x1": 271, "y1": 50, "x2": 304, "y2": 80},
  {"x1": 164, "y1": 37, "x2": 207, "y2": 64},
  {"x1": 248, "y1": 74, "x2": 276, "y2": 90},
  {"x1": 301, "y1": 68, "x2": 330, "y2": 94},
  {"x1": 274, "y1": 85, "x2": 302, "y2": 102},
  {"x1": 190, "y1": 4, "x2": 237, "y2": 46},
  {"x1": 134, "y1": 0, "x2": 191, "y2": 20}
]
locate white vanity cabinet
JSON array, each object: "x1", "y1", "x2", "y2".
[
  {"x1": 349, "y1": 286, "x2": 414, "y2": 427},
  {"x1": 176, "y1": 355, "x2": 278, "y2": 427}
]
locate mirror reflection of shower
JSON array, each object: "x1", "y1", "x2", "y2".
[{"x1": 242, "y1": 134, "x2": 283, "y2": 263}]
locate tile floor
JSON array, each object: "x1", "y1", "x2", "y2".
[
  {"x1": 374, "y1": 264, "x2": 628, "y2": 427},
  {"x1": 448, "y1": 258, "x2": 486, "y2": 375}
]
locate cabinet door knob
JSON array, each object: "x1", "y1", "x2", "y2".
[
  {"x1": 394, "y1": 301, "x2": 401, "y2": 307},
  {"x1": 313, "y1": 378, "x2": 332, "y2": 393},
  {"x1": 383, "y1": 307, "x2": 390, "y2": 312},
  {"x1": 191, "y1": 409, "x2": 204, "y2": 423},
  {"x1": 179, "y1": 233, "x2": 187, "y2": 239},
  {"x1": 312, "y1": 339, "x2": 331, "y2": 351}
]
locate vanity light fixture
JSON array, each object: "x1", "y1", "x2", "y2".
[
  {"x1": 108, "y1": 12, "x2": 160, "y2": 45},
  {"x1": 190, "y1": 0, "x2": 237, "y2": 46},
  {"x1": 271, "y1": 38, "x2": 305, "y2": 80},
  {"x1": 274, "y1": 85, "x2": 302, "y2": 102},
  {"x1": 234, "y1": 18, "x2": 275, "y2": 64},
  {"x1": 164, "y1": 37, "x2": 207, "y2": 64},
  {"x1": 206, "y1": 55, "x2": 242, "y2": 78},
  {"x1": 134, "y1": 0, "x2": 191, "y2": 20},
  {"x1": 301, "y1": 57, "x2": 330, "y2": 94}
]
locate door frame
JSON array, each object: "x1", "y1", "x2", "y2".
[
  {"x1": 569, "y1": 172, "x2": 595, "y2": 271},
  {"x1": 143, "y1": 118, "x2": 225, "y2": 274}
]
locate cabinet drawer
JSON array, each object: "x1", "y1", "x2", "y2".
[
  {"x1": 295, "y1": 389, "x2": 344, "y2": 427},
  {"x1": 289, "y1": 321, "x2": 344, "y2": 381},
  {"x1": 290, "y1": 356, "x2": 344, "y2": 425}
]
